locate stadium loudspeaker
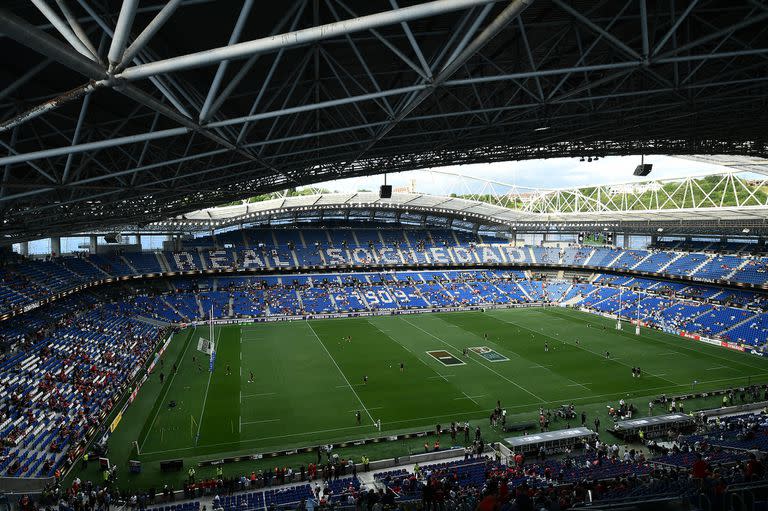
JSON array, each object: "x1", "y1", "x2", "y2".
[
  {"x1": 379, "y1": 185, "x2": 392, "y2": 198},
  {"x1": 633, "y1": 163, "x2": 653, "y2": 176},
  {"x1": 159, "y1": 459, "x2": 183, "y2": 472}
]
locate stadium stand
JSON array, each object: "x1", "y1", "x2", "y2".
[
  {"x1": 3, "y1": 230, "x2": 768, "y2": 318},
  {"x1": 3, "y1": 227, "x2": 768, "y2": 490}
]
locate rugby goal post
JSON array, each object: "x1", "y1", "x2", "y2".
[{"x1": 196, "y1": 305, "x2": 217, "y2": 372}]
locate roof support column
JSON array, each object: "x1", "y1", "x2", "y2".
[{"x1": 51, "y1": 236, "x2": 61, "y2": 257}]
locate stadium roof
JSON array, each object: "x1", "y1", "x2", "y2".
[
  {"x1": 142, "y1": 187, "x2": 768, "y2": 237},
  {"x1": 1, "y1": 0, "x2": 768, "y2": 242}
]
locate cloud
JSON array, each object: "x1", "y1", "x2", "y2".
[{"x1": 318, "y1": 155, "x2": 737, "y2": 195}]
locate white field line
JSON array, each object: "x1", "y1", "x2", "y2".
[
  {"x1": 140, "y1": 327, "x2": 195, "y2": 451},
  {"x1": 306, "y1": 321, "x2": 375, "y2": 425},
  {"x1": 401, "y1": 317, "x2": 546, "y2": 403},
  {"x1": 141, "y1": 371, "x2": 768, "y2": 457}
]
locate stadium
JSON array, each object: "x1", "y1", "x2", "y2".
[{"x1": 1, "y1": 1, "x2": 768, "y2": 510}]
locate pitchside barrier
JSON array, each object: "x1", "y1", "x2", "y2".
[
  {"x1": 701, "y1": 400, "x2": 768, "y2": 420},
  {"x1": 183, "y1": 301, "x2": 545, "y2": 329},
  {"x1": 197, "y1": 428, "x2": 478, "y2": 468},
  {"x1": 0, "y1": 476, "x2": 56, "y2": 495},
  {"x1": 649, "y1": 384, "x2": 768, "y2": 408}
]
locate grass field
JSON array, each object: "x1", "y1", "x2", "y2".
[{"x1": 92, "y1": 307, "x2": 768, "y2": 489}]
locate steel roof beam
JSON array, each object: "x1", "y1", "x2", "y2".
[
  {"x1": 107, "y1": 0, "x2": 139, "y2": 71},
  {"x1": 4, "y1": 49, "x2": 764, "y2": 168},
  {"x1": 652, "y1": 0, "x2": 701, "y2": 57},
  {"x1": 197, "y1": 0, "x2": 254, "y2": 122},
  {"x1": 204, "y1": 0, "x2": 306, "y2": 122},
  {"x1": 116, "y1": 0, "x2": 503, "y2": 81},
  {"x1": 30, "y1": 0, "x2": 98, "y2": 61},
  {"x1": 54, "y1": 0, "x2": 100, "y2": 59},
  {"x1": 552, "y1": 0, "x2": 641, "y2": 61},
  {"x1": 117, "y1": 0, "x2": 182, "y2": 71},
  {"x1": 61, "y1": 91, "x2": 91, "y2": 184}
]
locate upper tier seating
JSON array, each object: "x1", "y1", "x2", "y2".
[{"x1": 6, "y1": 229, "x2": 768, "y2": 318}]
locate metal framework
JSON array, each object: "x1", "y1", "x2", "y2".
[
  {"x1": 120, "y1": 185, "x2": 768, "y2": 239},
  {"x1": 428, "y1": 169, "x2": 768, "y2": 213},
  {"x1": 0, "y1": 0, "x2": 767, "y2": 242}
]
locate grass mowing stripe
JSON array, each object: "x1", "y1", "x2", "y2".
[
  {"x1": 439, "y1": 313, "x2": 593, "y2": 392},
  {"x1": 400, "y1": 317, "x2": 546, "y2": 403},
  {"x1": 194, "y1": 368, "x2": 213, "y2": 445},
  {"x1": 545, "y1": 308, "x2": 767, "y2": 372},
  {"x1": 194, "y1": 323, "x2": 222, "y2": 445},
  {"x1": 489, "y1": 311, "x2": 684, "y2": 387},
  {"x1": 138, "y1": 370, "x2": 768, "y2": 459},
  {"x1": 305, "y1": 320, "x2": 375, "y2": 425},
  {"x1": 364, "y1": 318, "x2": 454, "y2": 383},
  {"x1": 139, "y1": 328, "x2": 195, "y2": 451}
]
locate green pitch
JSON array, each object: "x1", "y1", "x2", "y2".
[{"x1": 95, "y1": 307, "x2": 768, "y2": 489}]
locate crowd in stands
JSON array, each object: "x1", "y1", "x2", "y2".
[
  {"x1": 2, "y1": 228, "x2": 768, "y2": 319},
  {"x1": 0, "y1": 225, "x2": 768, "y2": 511},
  {"x1": 15, "y1": 405, "x2": 768, "y2": 511},
  {"x1": 0, "y1": 298, "x2": 170, "y2": 480},
  {"x1": 2, "y1": 270, "x2": 768, "y2": 480},
  {"x1": 372, "y1": 410, "x2": 768, "y2": 510},
  {"x1": 7, "y1": 265, "x2": 764, "y2": 350}
]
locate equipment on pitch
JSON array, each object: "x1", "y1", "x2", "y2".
[{"x1": 203, "y1": 305, "x2": 216, "y2": 372}]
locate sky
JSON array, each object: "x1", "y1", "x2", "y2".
[{"x1": 316, "y1": 155, "x2": 735, "y2": 195}]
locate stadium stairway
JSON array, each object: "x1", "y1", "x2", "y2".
[
  {"x1": 658, "y1": 252, "x2": 685, "y2": 273},
  {"x1": 515, "y1": 281, "x2": 533, "y2": 301},
  {"x1": 401, "y1": 231, "x2": 413, "y2": 249},
  {"x1": 160, "y1": 297, "x2": 186, "y2": 320},
  {"x1": 295, "y1": 290, "x2": 306, "y2": 313},
  {"x1": 82, "y1": 257, "x2": 112, "y2": 277},
  {"x1": 720, "y1": 311, "x2": 763, "y2": 338},
  {"x1": 688, "y1": 254, "x2": 716, "y2": 277},
  {"x1": 629, "y1": 252, "x2": 654, "y2": 270},
  {"x1": 605, "y1": 250, "x2": 626, "y2": 269},
  {"x1": 725, "y1": 258, "x2": 752, "y2": 280},
  {"x1": 327, "y1": 292, "x2": 340, "y2": 311},
  {"x1": 157, "y1": 252, "x2": 172, "y2": 272},
  {"x1": 580, "y1": 248, "x2": 597, "y2": 266},
  {"x1": 562, "y1": 289, "x2": 592, "y2": 307},
  {"x1": 120, "y1": 255, "x2": 139, "y2": 274}
]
